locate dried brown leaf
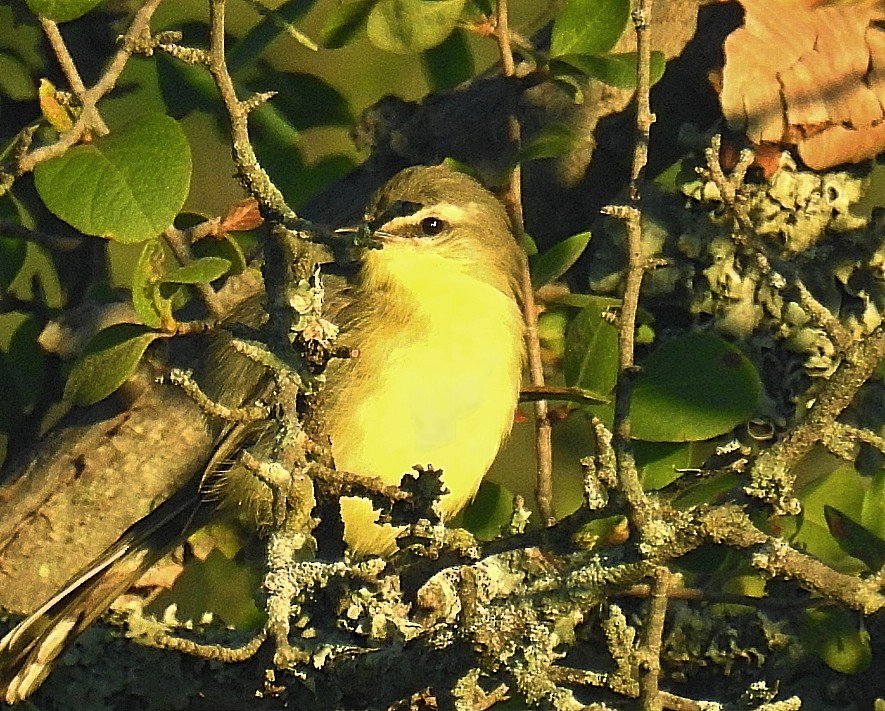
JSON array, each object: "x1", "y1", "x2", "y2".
[{"x1": 721, "y1": 0, "x2": 885, "y2": 169}]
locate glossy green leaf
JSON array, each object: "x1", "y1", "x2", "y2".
[
  {"x1": 631, "y1": 332, "x2": 761, "y2": 442},
  {"x1": 552, "y1": 51, "x2": 667, "y2": 89},
  {"x1": 563, "y1": 297, "x2": 620, "y2": 400},
  {"x1": 530, "y1": 231, "x2": 591, "y2": 288},
  {"x1": 34, "y1": 114, "x2": 192, "y2": 243},
  {"x1": 64, "y1": 324, "x2": 162, "y2": 406},
  {"x1": 550, "y1": 0, "x2": 629, "y2": 57},
  {"x1": 367, "y1": 0, "x2": 466, "y2": 54},
  {"x1": 25, "y1": 0, "x2": 102, "y2": 23},
  {"x1": 162, "y1": 257, "x2": 231, "y2": 285},
  {"x1": 825, "y1": 505, "x2": 885, "y2": 571},
  {"x1": 192, "y1": 235, "x2": 248, "y2": 275},
  {"x1": 321, "y1": 0, "x2": 375, "y2": 48}
]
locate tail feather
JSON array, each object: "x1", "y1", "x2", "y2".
[{"x1": 0, "y1": 477, "x2": 204, "y2": 704}]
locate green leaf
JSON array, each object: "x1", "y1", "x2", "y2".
[
  {"x1": 422, "y1": 30, "x2": 474, "y2": 90},
  {"x1": 0, "y1": 313, "x2": 45, "y2": 430},
  {"x1": 563, "y1": 297, "x2": 621, "y2": 400},
  {"x1": 367, "y1": 0, "x2": 467, "y2": 54},
  {"x1": 131, "y1": 239, "x2": 166, "y2": 328},
  {"x1": 553, "y1": 51, "x2": 667, "y2": 89},
  {"x1": 163, "y1": 256, "x2": 231, "y2": 284},
  {"x1": 631, "y1": 332, "x2": 761, "y2": 442},
  {"x1": 25, "y1": 0, "x2": 102, "y2": 23},
  {"x1": 460, "y1": 480, "x2": 516, "y2": 541},
  {"x1": 550, "y1": 0, "x2": 629, "y2": 57},
  {"x1": 635, "y1": 440, "x2": 695, "y2": 491},
  {"x1": 825, "y1": 505, "x2": 885, "y2": 570},
  {"x1": 794, "y1": 464, "x2": 868, "y2": 572},
  {"x1": 34, "y1": 114, "x2": 192, "y2": 243},
  {"x1": 64, "y1": 324, "x2": 162, "y2": 406},
  {"x1": 148, "y1": 548, "x2": 264, "y2": 630},
  {"x1": 192, "y1": 235, "x2": 248, "y2": 275},
  {"x1": 519, "y1": 123, "x2": 581, "y2": 162},
  {"x1": 321, "y1": 0, "x2": 375, "y2": 48},
  {"x1": 227, "y1": 0, "x2": 319, "y2": 73},
  {"x1": 0, "y1": 51, "x2": 35, "y2": 101},
  {"x1": 0, "y1": 237, "x2": 27, "y2": 292},
  {"x1": 252, "y1": 69, "x2": 353, "y2": 130},
  {"x1": 530, "y1": 231, "x2": 591, "y2": 288},
  {"x1": 803, "y1": 607, "x2": 872, "y2": 675}
]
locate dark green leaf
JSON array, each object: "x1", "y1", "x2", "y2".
[
  {"x1": 803, "y1": 607, "x2": 871, "y2": 675},
  {"x1": 825, "y1": 505, "x2": 885, "y2": 570},
  {"x1": 321, "y1": 0, "x2": 375, "y2": 48},
  {"x1": 64, "y1": 324, "x2": 162, "y2": 406},
  {"x1": 635, "y1": 440, "x2": 695, "y2": 490},
  {"x1": 460, "y1": 480, "x2": 516, "y2": 541},
  {"x1": 163, "y1": 256, "x2": 231, "y2": 285},
  {"x1": 550, "y1": 0, "x2": 629, "y2": 57},
  {"x1": 530, "y1": 231, "x2": 590, "y2": 288},
  {"x1": 631, "y1": 332, "x2": 761, "y2": 442},
  {"x1": 0, "y1": 237, "x2": 27, "y2": 292},
  {"x1": 520, "y1": 123, "x2": 581, "y2": 162},
  {"x1": 34, "y1": 114, "x2": 192, "y2": 243},
  {"x1": 563, "y1": 297, "x2": 620, "y2": 400},
  {"x1": 25, "y1": 0, "x2": 102, "y2": 23},
  {"x1": 552, "y1": 51, "x2": 666, "y2": 89},
  {"x1": 0, "y1": 51, "x2": 35, "y2": 100},
  {"x1": 252, "y1": 69, "x2": 354, "y2": 130},
  {"x1": 367, "y1": 0, "x2": 466, "y2": 53},
  {"x1": 227, "y1": 0, "x2": 319, "y2": 73},
  {"x1": 422, "y1": 30, "x2": 474, "y2": 90}
]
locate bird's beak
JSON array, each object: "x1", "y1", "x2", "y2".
[{"x1": 335, "y1": 223, "x2": 388, "y2": 249}]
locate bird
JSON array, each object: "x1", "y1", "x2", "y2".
[{"x1": 0, "y1": 164, "x2": 526, "y2": 703}]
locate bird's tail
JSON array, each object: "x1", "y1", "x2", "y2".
[{"x1": 0, "y1": 477, "x2": 204, "y2": 704}]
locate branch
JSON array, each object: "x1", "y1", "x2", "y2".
[
  {"x1": 15, "y1": 0, "x2": 164, "y2": 175},
  {"x1": 494, "y1": 0, "x2": 556, "y2": 525}
]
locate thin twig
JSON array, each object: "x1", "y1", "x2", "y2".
[
  {"x1": 206, "y1": 0, "x2": 300, "y2": 227},
  {"x1": 17, "y1": 0, "x2": 164, "y2": 174},
  {"x1": 39, "y1": 17, "x2": 109, "y2": 135},
  {"x1": 603, "y1": 0, "x2": 656, "y2": 525},
  {"x1": 494, "y1": 0, "x2": 555, "y2": 525},
  {"x1": 638, "y1": 567, "x2": 669, "y2": 711}
]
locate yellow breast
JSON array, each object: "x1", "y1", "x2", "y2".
[{"x1": 323, "y1": 239, "x2": 524, "y2": 556}]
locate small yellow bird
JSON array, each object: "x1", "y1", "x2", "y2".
[{"x1": 0, "y1": 164, "x2": 526, "y2": 702}]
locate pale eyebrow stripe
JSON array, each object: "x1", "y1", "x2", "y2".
[{"x1": 380, "y1": 203, "x2": 468, "y2": 232}]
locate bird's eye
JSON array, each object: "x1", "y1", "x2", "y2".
[{"x1": 419, "y1": 216, "x2": 447, "y2": 237}]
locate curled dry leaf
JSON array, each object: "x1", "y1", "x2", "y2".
[
  {"x1": 220, "y1": 198, "x2": 264, "y2": 235},
  {"x1": 721, "y1": 0, "x2": 885, "y2": 170}
]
